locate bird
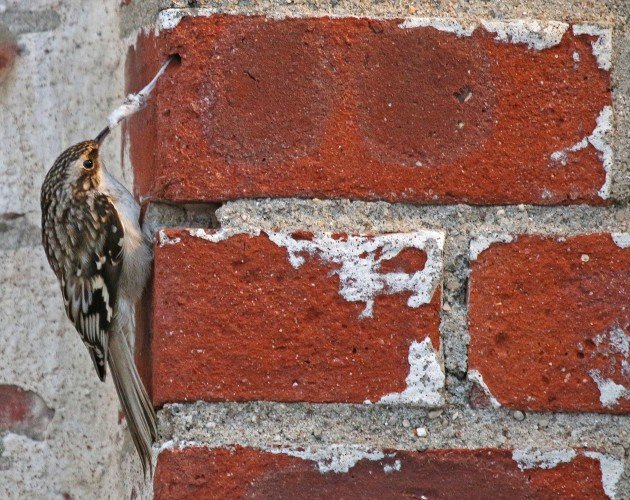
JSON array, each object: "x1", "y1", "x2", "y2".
[{"x1": 40, "y1": 125, "x2": 157, "y2": 474}]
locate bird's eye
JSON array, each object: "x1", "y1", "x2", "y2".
[{"x1": 83, "y1": 159, "x2": 94, "y2": 169}]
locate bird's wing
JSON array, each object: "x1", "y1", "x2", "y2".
[{"x1": 60, "y1": 194, "x2": 124, "y2": 381}]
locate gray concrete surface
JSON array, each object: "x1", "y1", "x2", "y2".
[{"x1": 0, "y1": 0, "x2": 146, "y2": 498}]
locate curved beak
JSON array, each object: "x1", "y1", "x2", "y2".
[{"x1": 95, "y1": 126, "x2": 110, "y2": 145}]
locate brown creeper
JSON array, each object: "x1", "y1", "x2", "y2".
[{"x1": 40, "y1": 131, "x2": 156, "y2": 473}]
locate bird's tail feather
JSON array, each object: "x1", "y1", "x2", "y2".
[{"x1": 108, "y1": 330, "x2": 157, "y2": 475}]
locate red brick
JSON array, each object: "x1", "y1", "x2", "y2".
[
  {"x1": 128, "y1": 16, "x2": 611, "y2": 205},
  {"x1": 469, "y1": 234, "x2": 629, "y2": 413},
  {"x1": 379, "y1": 247, "x2": 428, "y2": 274},
  {"x1": 134, "y1": 275, "x2": 154, "y2": 398},
  {"x1": 0, "y1": 28, "x2": 17, "y2": 84},
  {"x1": 0, "y1": 384, "x2": 54, "y2": 440},
  {"x1": 150, "y1": 229, "x2": 443, "y2": 406},
  {"x1": 155, "y1": 447, "x2": 608, "y2": 499}
]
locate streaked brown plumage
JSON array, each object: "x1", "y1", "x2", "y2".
[{"x1": 41, "y1": 132, "x2": 156, "y2": 474}]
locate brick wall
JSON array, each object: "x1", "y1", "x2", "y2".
[
  {"x1": 123, "y1": 6, "x2": 629, "y2": 498},
  {"x1": 121, "y1": 4, "x2": 630, "y2": 498},
  {"x1": 2, "y1": 0, "x2": 628, "y2": 498}
]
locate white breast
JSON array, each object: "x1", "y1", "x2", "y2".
[{"x1": 100, "y1": 170, "x2": 152, "y2": 304}]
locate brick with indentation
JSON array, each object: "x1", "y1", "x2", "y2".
[
  {"x1": 127, "y1": 15, "x2": 612, "y2": 205},
  {"x1": 149, "y1": 229, "x2": 444, "y2": 406},
  {"x1": 469, "y1": 233, "x2": 629, "y2": 413},
  {"x1": 154, "y1": 446, "x2": 609, "y2": 499}
]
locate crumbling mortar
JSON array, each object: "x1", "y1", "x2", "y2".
[
  {"x1": 157, "y1": 401, "x2": 630, "y2": 454},
  {"x1": 120, "y1": 1, "x2": 627, "y2": 38},
  {"x1": 146, "y1": 201, "x2": 629, "y2": 236},
  {"x1": 610, "y1": 22, "x2": 630, "y2": 203},
  {"x1": 438, "y1": 233, "x2": 471, "y2": 381}
]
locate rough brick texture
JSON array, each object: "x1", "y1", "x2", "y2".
[
  {"x1": 155, "y1": 447, "x2": 608, "y2": 499},
  {"x1": 123, "y1": 11, "x2": 627, "y2": 499},
  {"x1": 127, "y1": 16, "x2": 612, "y2": 206},
  {"x1": 469, "y1": 233, "x2": 629, "y2": 413},
  {"x1": 150, "y1": 229, "x2": 443, "y2": 406}
]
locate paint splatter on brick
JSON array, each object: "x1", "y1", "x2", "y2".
[{"x1": 150, "y1": 229, "x2": 443, "y2": 405}]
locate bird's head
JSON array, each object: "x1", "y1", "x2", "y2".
[{"x1": 43, "y1": 127, "x2": 111, "y2": 195}]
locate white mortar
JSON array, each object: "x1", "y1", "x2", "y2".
[
  {"x1": 512, "y1": 448, "x2": 577, "y2": 471},
  {"x1": 583, "y1": 452, "x2": 624, "y2": 499},
  {"x1": 572, "y1": 25, "x2": 612, "y2": 71},
  {"x1": 588, "y1": 369, "x2": 628, "y2": 408},
  {"x1": 481, "y1": 20, "x2": 569, "y2": 50},
  {"x1": 264, "y1": 444, "x2": 388, "y2": 474},
  {"x1": 611, "y1": 233, "x2": 630, "y2": 249},
  {"x1": 548, "y1": 106, "x2": 613, "y2": 199},
  {"x1": 398, "y1": 17, "x2": 476, "y2": 37},
  {"x1": 467, "y1": 370, "x2": 501, "y2": 408},
  {"x1": 377, "y1": 338, "x2": 445, "y2": 407},
  {"x1": 469, "y1": 234, "x2": 514, "y2": 261},
  {"x1": 267, "y1": 231, "x2": 444, "y2": 318}
]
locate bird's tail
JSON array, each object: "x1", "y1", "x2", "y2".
[{"x1": 108, "y1": 330, "x2": 157, "y2": 475}]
